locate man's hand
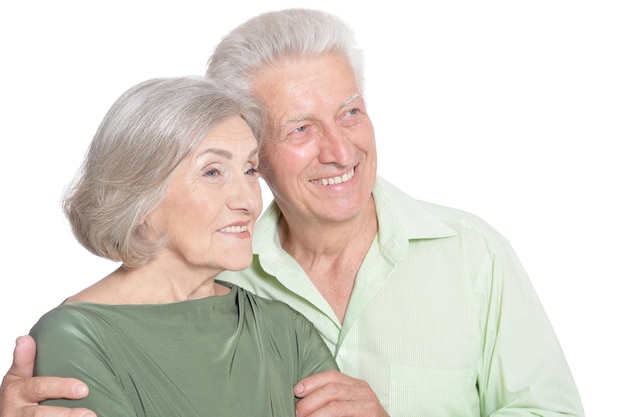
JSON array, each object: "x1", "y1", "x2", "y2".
[
  {"x1": 0, "y1": 335, "x2": 94, "y2": 417},
  {"x1": 294, "y1": 370, "x2": 389, "y2": 417}
]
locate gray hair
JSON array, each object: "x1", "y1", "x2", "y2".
[
  {"x1": 206, "y1": 8, "x2": 365, "y2": 94},
  {"x1": 63, "y1": 76, "x2": 266, "y2": 267}
]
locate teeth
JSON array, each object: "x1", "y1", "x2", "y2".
[
  {"x1": 311, "y1": 168, "x2": 354, "y2": 186},
  {"x1": 219, "y1": 225, "x2": 248, "y2": 233}
]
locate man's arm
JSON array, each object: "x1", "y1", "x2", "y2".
[
  {"x1": 478, "y1": 242, "x2": 585, "y2": 416},
  {"x1": 294, "y1": 370, "x2": 389, "y2": 417},
  {"x1": 0, "y1": 336, "x2": 94, "y2": 417}
]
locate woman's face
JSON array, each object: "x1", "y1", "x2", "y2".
[{"x1": 145, "y1": 116, "x2": 262, "y2": 275}]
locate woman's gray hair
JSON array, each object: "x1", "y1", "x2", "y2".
[
  {"x1": 206, "y1": 8, "x2": 365, "y2": 94},
  {"x1": 63, "y1": 76, "x2": 266, "y2": 267}
]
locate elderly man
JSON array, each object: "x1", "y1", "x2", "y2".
[{"x1": 0, "y1": 8, "x2": 583, "y2": 417}]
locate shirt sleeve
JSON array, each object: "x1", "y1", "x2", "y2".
[
  {"x1": 478, "y1": 241, "x2": 585, "y2": 416},
  {"x1": 30, "y1": 307, "x2": 137, "y2": 417},
  {"x1": 292, "y1": 311, "x2": 339, "y2": 379}
]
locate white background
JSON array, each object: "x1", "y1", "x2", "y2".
[{"x1": 1, "y1": 1, "x2": 624, "y2": 415}]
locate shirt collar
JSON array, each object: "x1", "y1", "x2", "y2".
[
  {"x1": 252, "y1": 176, "x2": 458, "y2": 255},
  {"x1": 373, "y1": 176, "x2": 457, "y2": 240}
]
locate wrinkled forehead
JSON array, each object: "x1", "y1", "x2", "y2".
[{"x1": 251, "y1": 54, "x2": 360, "y2": 113}]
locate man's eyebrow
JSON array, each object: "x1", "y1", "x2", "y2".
[
  {"x1": 341, "y1": 94, "x2": 362, "y2": 108},
  {"x1": 282, "y1": 114, "x2": 313, "y2": 128},
  {"x1": 279, "y1": 95, "x2": 363, "y2": 129}
]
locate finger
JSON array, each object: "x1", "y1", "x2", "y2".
[
  {"x1": 295, "y1": 370, "x2": 350, "y2": 397},
  {"x1": 295, "y1": 383, "x2": 340, "y2": 416},
  {"x1": 25, "y1": 377, "x2": 90, "y2": 403},
  {"x1": 1, "y1": 337, "x2": 92, "y2": 417},
  {"x1": 19, "y1": 404, "x2": 96, "y2": 417},
  {"x1": 295, "y1": 376, "x2": 387, "y2": 417},
  {"x1": 8, "y1": 336, "x2": 37, "y2": 379},
  {"x1": 1, "y1": 378, "x2": 93, "y2": 417},
  {"x1": 296, "y1": 381, "x2": 362, "y2": 416},
  {"x1": 297, "y1": 392, "x2": 388, "y2": 417}
]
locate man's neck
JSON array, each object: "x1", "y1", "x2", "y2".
[{"x1": 277, "y1": 197, "x2": 378, "y2": 322}]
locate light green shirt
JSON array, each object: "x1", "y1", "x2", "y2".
[{"x1": 219, "y1": 177, "x2": 584, "y2": 416}]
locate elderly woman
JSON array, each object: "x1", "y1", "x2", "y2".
[{"x1": 28, "y1": 76, "x2": 338, "y2": 417}]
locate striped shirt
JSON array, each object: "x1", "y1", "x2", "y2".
[{"x1": 219, "y1": 177, "x2": 584, "y2": 416}]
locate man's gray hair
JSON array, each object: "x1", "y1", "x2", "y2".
[{"x1": 206, "y1": 8, "x2": 365, "y2": 94}]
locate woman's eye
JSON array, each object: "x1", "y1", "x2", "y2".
[
  {"x1": 204, "y1": 169, "x2": 219, "y2": 177},
  {"x1": 246, "y1": 167, "x2": 259, "y2": 176}
]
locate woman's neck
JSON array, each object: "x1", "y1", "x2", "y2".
[{"x1": 66, "y1": 256, "x2": 227, "y2": 305}]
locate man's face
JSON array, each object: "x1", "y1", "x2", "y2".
[{"x1": 252, "y1": 54, "x2": 377, "y2": 226}]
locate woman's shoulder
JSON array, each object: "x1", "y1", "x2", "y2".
[
  {"x1": 227, "y1": 282, "x2": 308, "y2": 323},
  {"x1": 29, "y1": 302, "x2": 107, "y2": 351}
]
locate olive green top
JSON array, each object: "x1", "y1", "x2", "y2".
[{"x1": 31, "y1": 282, "x2": 338, "y2": 417}]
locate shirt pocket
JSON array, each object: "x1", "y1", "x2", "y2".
[{"x1": 389, "y1": 366, "x2": 479, "y2": 417}]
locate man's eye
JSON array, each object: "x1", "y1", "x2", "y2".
[
  {"x1": 204, "y1": 169, "x2": 219, "y2": 177},
  {"x1": 294, "y1": 125, "x2": 306, "y2": 133},
  {"x1": 347, "y1": 108, "x2": 358, "y2": 115}
]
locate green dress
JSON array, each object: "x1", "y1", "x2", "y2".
[{"x1": 30, "y1": 282, "x2": 338, "y2": 417}]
